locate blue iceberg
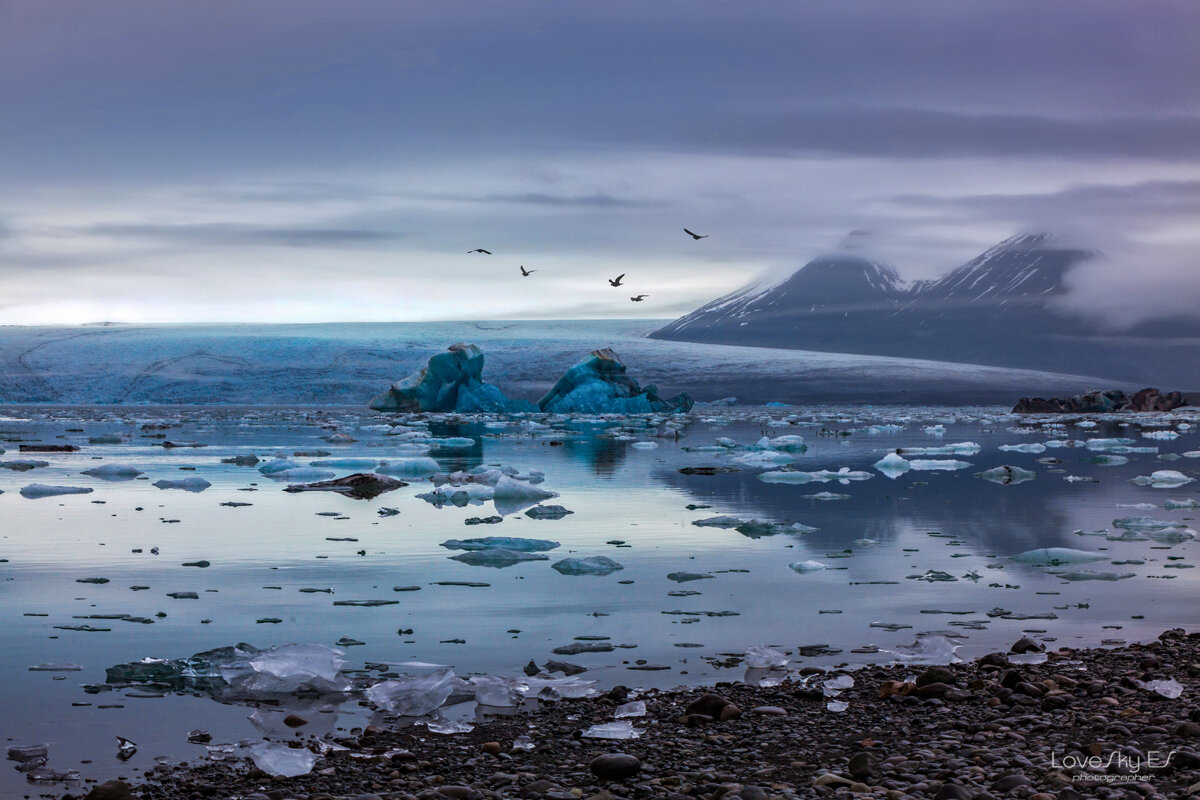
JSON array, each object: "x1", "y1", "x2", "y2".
[
  {"x1": 369, "y1": 343, "x2": 534, "y2": 413},
  {"x1": 538, "y1": 348, "x2": 692, "y2": 414}
]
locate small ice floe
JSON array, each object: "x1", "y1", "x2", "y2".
[
  {"x1": 744, "y1": 644, "x2": 789, "y2": 669},
  {"x1": 1165, "y1": 498, "x2": 1200, "y2": 509},
  {"x1": 308, "y1": 458, "x2": 379, "y2": 469},
  {"x1": 910, "y1": 459, "x2": 971, "y2": 471},
  {"x1": 975, "y1": 465, "x2": 1036, "y2": 485},
  {"x1": 1009, "y1": 548, "x2": 1107, "y2": 566},
  {"x1": 766, "y1": 434, "x2": 807, "y2": 451},
  {"x1": 1088, "y1": 454, "x2": 1129, "y2": 466},
  {"x1": 449, "y1": 550, "x2": 549, "y2": 568},
  {"x1": 375, "y1": 456, "x2": 441, "y2": 476},
  {"x1": 0, "y1": 459, "x2": 50, "y2": 471},
  {"x1": 153, "y1": 477, "x2": 213, "y2": 492},
  {"x1": 788, "y1": 560, "x2": 829, "y2": 573},
  {"x1": 1131, "y1": 470, "x2": 1194, "y2": 489},
  {"x1": 1142, "y1": 430, "x2": 1180, "y2": 440},
  {"x1": 631, "y1": 441, "x2": 658, "y2": 450},
  {"x1": 525, "y1": 504, "x2": 574, "y2": 519},
  {"x1": 441, "y1": 536, "x2": 560, "y2": 552},
  {"x1": 873, "y1": 452, "x2": 910, "y2": 479},
  {"x1": 551, "y1": 556, "x2": 624, "y2": 575},
  {"x1": 266, "y1": 468, "x2": 337, "y2": 483},
  {"x1": 258, "y1": 458, "x2": 300, "y2": 475},
  {"x1": 249, "y1": 742, "x2": 318, "y2": 777},
  {"x1": 20, "y1": 484, "x2": 94, "y2": 498},
  {"x1": 802, "y1": 491, "x2": 850, "y2": 500},
  {"x1": 900, "y1": 442, "x2": 981, "y2": 456},
  {"x1": 759, "y1": 467, "x2": 872, "y2": 485},
  {"x1": 27, "y1": 663, "x2": 83, "y2": 671},
  {"x1": 999, "y1": 443, "x2": 1046, "y2": 454},
  {"x1": 81, "y1": 464, "x2": 143, "y2": 481},
  {"x1": 1052, "y1": 570, "x2": 1136, "y2": 581},
  {"x1": 734, "y1": 450, "x2": 793, "y2": 468}
]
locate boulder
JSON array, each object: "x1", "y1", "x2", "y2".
[
  {"x1": 369, "y1": 343, "x2": 534, "y2": 413},
  {"x1": 538, "y1": 348, "x2": 693, "y2": 413}
]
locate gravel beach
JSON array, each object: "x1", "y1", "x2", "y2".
[{"x1": 55, "y1": 629, "x2": 1200, "y2": 800}]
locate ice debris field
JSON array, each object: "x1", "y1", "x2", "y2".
[{"x1": 1, "y1": 402, "x2": 1198, "y2": 788}]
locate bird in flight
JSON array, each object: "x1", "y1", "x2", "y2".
[
  {"x1": 683, "y1": 228, "x2": 708, "y2": 240},
  {"x1": 608, "y1": 273, "x2": 625, "y2": 287},
  {"x1": 520, "y1": 265, "x2": 537, "y2": 277},
  {"x1": 630, "y1": 294, "x2": 648, "y2": 302},
  {"x1": 467, "y1": 248, "x2": 492, "y2": 254}
]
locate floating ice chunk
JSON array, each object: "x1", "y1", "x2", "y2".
[
  {"x1": 1131, "y1": 470, "x2": 1194, "y2": 489},
  {"x1": 867, "y1": 424, "x2": 904, "y2": 434},
  {"x1": 873, "y1": 452, "x2": 910, "y2": 479},
  {"x1": 492, "y1": 475, "x2": 557, "y2": 502},
  {"x1": 1143, "y1": 430, "x2": 1179, "y2": 440},
  {"x1": 20, "y1": 484, "x2": 94, "y2": 498},
  {"x1": 1184, "y1": 451, "x2": 1200, "y2": 458},
  {"x1": 802, "y1": 492, "x2": 850, "y2": 500},
  {"x1": 28, "y1": 663, "x2": 83, "y2": 671},
  {"x1": 450, "y1": 549, "x2": 550, "y2": 568},
  {"x1": 691, "y1": 516, "x2": 744, "y2": 528},
  {"x1": 1165, "y1": 499, "x2": 1200, "y2": 510},
  {"x1": 582, "y1": 720, "x2": 640, "y2": 740},
  {"x1": 788, "y1": 560, "x2": 829, "y2": 573},
  {"x1": 552, "y1": 556, "x2": 624, "y2": 575},
  {"x1": 1009, "y1": 548, "x2": 1107, "y2": 566},
  {"x1": 1086, "y1": 438, "x2": 1136, "y2": 452},
  {"x1": 1113, "y1": 516, "x2": 1190, "y2": 531},
  {"x1": 366, "y1": 669, "x2": 457, "y2": 716},
  {"x1": 631, "y1": 441, "x2": 658, "y2": 450},
  {"x1": 762, "y1": 467, "x2": 873, "y2": 485},
  {"x1": 266, "y1": 468, "x2": 337, "y2": 483},
  {"x1": 880, "y1": 634, "x2": 962, "y2": 664},
  {"x1": 81, "y1": 464, "x2": 143, "y2": 480},
  {"x1": 911, "y1": 459, "x2": 971, "y2": 471},
  {"x1": 614, "y1": 700, "x2": 647, "y2": 718},
  {"x1": 258, "y1": 458, "x2": 300, "y2": 474},
  {"x1": 472, "y1": 676, "x2": 526, "y2": 708},
  {"x1": 745, "y1": 644, "x2": 789, "y2": 669},
  {"x1": 417, "y1": 484, "x2": 495, "y2": 506},
  {"x1": 1089, "y1": 455, "x2": 1129, "y2": 466},
  {"x1": 441, "y1": 536, "x2": 560, "y2": 552},
  {"x1": 221, "y1": 644, "x2": 351, "y2": 696},
  {"x1": 249, "y1": 742, "x2": 317, "y2": 777},
  {"x1": 153, "y1": 477, "x2": 213, "y2": 492},
  {"x1": 975, "y1": 465, "x2": 1036, "y2": 485},
  {"x1": 524, "y1": 676, "x2": 599, "y2": 699},
  {"x1": 999, "y1": 443, "x2": 1046, "y2": 454},
  {"x1": 767, "y1": 434, "x2": 807, "y2": 451},
  {"x1": 375, "y1": 457, "x2": 441, "y2": 477},
  {"x1": 734, "y1": 450, "x2": 793, "y2": 467},
  {"x1": 428, "y1": 437, "x2": 478, "y2": 449},
  {"x1": 1052, "y1": 570, "x2": 1135, "y2": 581},
  {"x1": 900, "y1": 442, "x2": 981, "y2": 456},
  {"x1": 714, "y1": 437, "x2": 737, "y2": 448},
  {"x1": 308, "y1": 458, "x2": 379, "y2": 469},
  {"x1": 7, "y1": 743, "x2": 49, "y2": 762}
]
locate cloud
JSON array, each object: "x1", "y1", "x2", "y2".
[{"x1": 79, "y1": 222, "x2": 405, "y2": 248}]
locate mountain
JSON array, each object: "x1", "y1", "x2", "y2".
[{"x1": 650, "y1": 234, "x2": 1200, "y2": 388}]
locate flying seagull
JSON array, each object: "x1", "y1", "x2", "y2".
[
  {"x1": 630, "y1": 294, "x2": 648, "y2": 302},
  {"x1": 608, "y1": 273, "x2": 625, "y2": 287},
  {"x1": 520, "y1": 265, "x2": 537, "y2": 276},
  {"x1": 467, "y1": 248, "x2": 492, "y2": 254},
  {"x1": 683, "y1": 228, "x2": 708, "y2": 240}
]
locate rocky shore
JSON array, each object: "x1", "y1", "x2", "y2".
[{"x1": 69, "y1": 631, "x2": 1200, "y2": 800}]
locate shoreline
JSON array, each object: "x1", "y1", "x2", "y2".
[{"x1": 65, "y1": 630, "x2": 1200, "y2": 800}]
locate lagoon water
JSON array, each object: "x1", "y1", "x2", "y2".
[{"x1": 1, "y1": 403, "x2": 1198, "y2": 794}]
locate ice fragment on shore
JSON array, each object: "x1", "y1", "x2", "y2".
[
  {"x1": 614, "y1": 700, "x2": 647, "y2": 718},
  {"x1": 249, "y1": 742, "x2": 317, "y2": 777},
  {"x1": 582, "y1": 720, "x2": 640, "y2": 740},
  {"x1": 745, "y1": 645, "x2": 789, "y2": 669},
  {"x1": 1141, "y1": 678, "x2": 1184, "y2": 699},
  {"x1": 366, "y1": 669, "x2": 457, "y2": 716},
  {"x1": 880, "y1": 634, "x2": 962, "y2": 664},
  {"x1": 220, "y1": 644, "x2": 351, "y2": 696}
]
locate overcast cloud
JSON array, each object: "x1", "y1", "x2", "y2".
[{"x1": 1, "y1": 0, "x2": 1197, "y2": 324}]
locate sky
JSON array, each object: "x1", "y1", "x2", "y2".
[{"x1": 1, "y1": 0, "x2": 1198, "y2": 325}]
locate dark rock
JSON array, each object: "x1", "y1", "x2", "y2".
[
  {"x1": 991, "y1": 773, "x2": 1031, "y2": 792},
  {"x1": 1013, "y1": 387, "x2": 1187, "y2": 414},
  {"x1": 685, "y1": 693, "x2": 741, "y2": 720},
  {"x1": 589, "y1": 752, "x2": 641, "y2": 781},
  {"x1": 283, "y1": 473, "x2": 407, "y2": 500},
  {"x1": 916, "y1": 682, "x2": 953, "y2": 698},
  {"x1": 84, "y1": 781, "x2": 134, "y2": 800},
  {"x1": 1010, "y1": 637, "x2": 1044, "y2": 654},
  {"x1": 847, "y1": 752, "x2": 873, "y2": 780},
  {"x1": 933, "y1": 784, "x2": 975, "y2": 800},
  {"x1": 916, "y1": 666, "x2": 957, "y2": 687}
]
